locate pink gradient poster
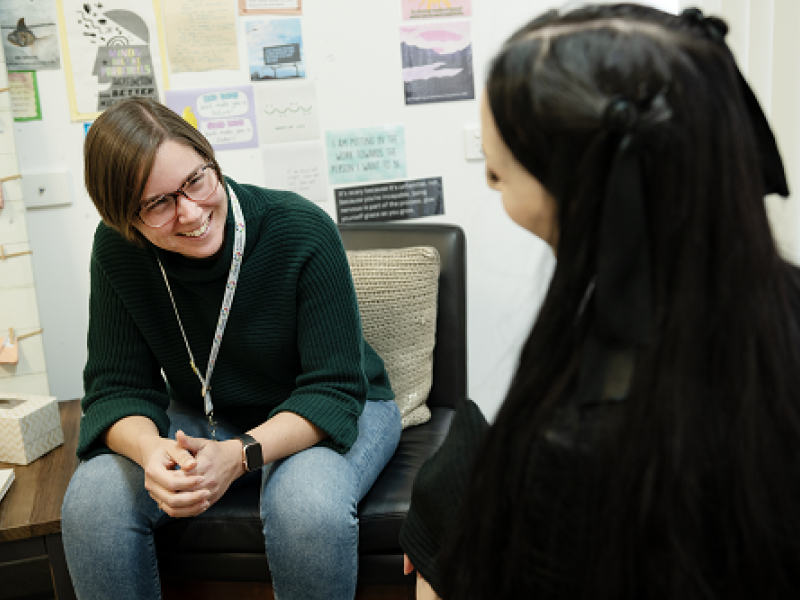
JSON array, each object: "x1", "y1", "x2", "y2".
[
  {"x1": 402, "y1": 0, "x2": 472, "y2": 20},
  {"x1": 400, "y1": 21, "x2": 474, "y2": 105}
]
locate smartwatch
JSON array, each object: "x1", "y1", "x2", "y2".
[{"x1": 235, "y1": 433, "x2": 263, "y2": 472}]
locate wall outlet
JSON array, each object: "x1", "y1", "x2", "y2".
[
  {"x1": 21, "y1": 172, "x2": 72, "y2": 209},
  {"x1": 463, "y1": 125, "x2": 484, "y2": 161}
]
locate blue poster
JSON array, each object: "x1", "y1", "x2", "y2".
[{"x1": 325, "y1": 125, "x2": 407, "y2": 185}]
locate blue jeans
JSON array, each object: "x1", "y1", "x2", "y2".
[{"x1": 61, "y1": 399, "x2": 402, "y2": 600}]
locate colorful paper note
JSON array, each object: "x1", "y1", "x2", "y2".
[
  {"x1": 400, "y1": 21, "x2": 475, "y2": 105},
  {"x1": 8, "y1": 71, "x2": 41, "y2": 122},
  {"x1": 402, "y1": 0, "x2": 472, "y2": 20},
  {"x1": 326, "y1": 125, "x2": 407, "y2": 186},
  {"x1": 1, "y1": 1, "x2": 61, "y2": 70},
  {"x1": 55, "y1": 0, "x2": 169, "y2": 121},
  {"x1": 163, "y1": 0, "x2": 239, "y2": 73},
  {"x1": 247, "y1": 18, "x2": 305, "y2": 81},
  {"x1": 262, "y1": 141, "x2": 326, "y2": 203},
  {"x1": 336, "y1": 178, "x2": 445, "y2": 223},
  {"x1": 254, "y1": 81, "x2": 319, "y2": 144},
  {"x1": 239, "y1": 0, "x2": 302, "y2": 16},
  {"x1": 166, "y1": 86, "x2": 259, "y2": 151}
]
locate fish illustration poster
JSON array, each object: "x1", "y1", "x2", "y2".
[
  {"x1": 165, "y1": 86, "x2": 259, "y2": 151},
  {"x1": 56, "y1": 0, "x2": 168, "y2": 121},
  {"x1": 254, "y1": 81, "x2": 319, "y2": 144},
  {"x1": 0, "y1": 2, "x2": 61, "y2": 70},
  {"x1": 246, "y1": 18, "x2": 305, "y2": 81},
  {"x1": 402, "y1": 0, "x2": 472, "y2": 20},
  {"x1": 400, "y1": 21, "x2": 474, "y2": 105}
]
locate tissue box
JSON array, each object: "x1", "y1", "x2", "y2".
[{"x1": 0, "y1": 393, "x2": 64, "y2": 465}]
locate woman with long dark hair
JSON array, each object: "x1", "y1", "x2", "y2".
[{"x1": 401, "y1": 4, "x2": 798, "y2": 599}]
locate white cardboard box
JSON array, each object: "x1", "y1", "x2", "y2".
[{"x1": 0, "y1": 393, "x2": 64, "y2": 465}]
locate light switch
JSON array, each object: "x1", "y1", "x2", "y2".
[
  {"x1": 463, "y1": 125, "x2": 484, "y2": 161},
  {"x1": 21, "y1": 172, "x2": 72, "y2": 209}
]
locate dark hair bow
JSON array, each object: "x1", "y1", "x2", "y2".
[{"x1": 681, "y1": 7, "x2": 789, "y2": 197}]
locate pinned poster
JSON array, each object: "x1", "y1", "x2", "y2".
[
  {"x1": 166, "y1": 86, "x2": 259, "y2": 151},
  {"x1": 239, "y1": 0, "x2": 302, "y2": 16},
  {"x1": 326, "y1": 125, "x2": 407, "y2": 186},
  {"x1": 402, "y1": 0, "x2": 472, "y2": 20},
  {"x1": 55, "y1": 0, "x2": 169, "y2": 121},
  {"x1": 8, "y1": 72, "x2": 41, "y2": 122},
  {"x1": 262, "y1": 141, "x2": 326, "y2": 203},
  {"x1": 400, "y1": 21, "x2": 474, "y2": 105},
  {"x1": 254, "y1": 81, "x2": 319, "y2": 144},
  {"x1": 0, "y1": 1, "x2": 61, "y2": 70},
  {"x1": 163, "y1": 0, "x2": 239, "y2": 73},
  {"x1": 247, "y1": 18, "x2": 305, "y2": 81},
  {"x1": 335, "y1": 178, "x2": 445, "y2": 224}
]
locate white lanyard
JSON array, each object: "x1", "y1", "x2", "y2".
[{"x1": 157, "y1": 187, "x2": 246, "y2": 439}]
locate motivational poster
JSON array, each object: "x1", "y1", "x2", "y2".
[
  {"x1": 335, "y1": 178, "x2": 445, "y2": 224},
  {"x1": 1, "y1": 1, "x2": 61, "y2": 70},
  {"x1": 163, "y1": 0, "x2": 239, "y2": 73},
  {"x1": 8, "y1": 71, "x2": 41, "y2": 122},
  {"x1": 254, "y1": 81, "x2": 319, "y2": 144},
  {"x1": 247, "y1": 18, "x2": 305, "y2": 81},
  {"x1": 326, "y1": 125, "x2": 407, "y2": 186},
  {"x1": 400, "y1": 21, "x2": 475, "y2": 105},
  {"x1": 56, "y1": 0, "x2": 168, "y2": 120},
  {"x1": 166, "y1": 86, "x2": 259, "y2": 151},
  {"x1": 402, "y1": 0, "x2": 472, "y2": 20},
  {"x1": 262, "y1": 141, "x2": 326, "y2": 203}
]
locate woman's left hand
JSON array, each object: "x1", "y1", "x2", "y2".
[{"x1": 175, "y1": 430, "x2": 245, "y2": 507}]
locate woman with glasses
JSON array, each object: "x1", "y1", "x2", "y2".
[
  {"x1": 400, "y1": 4, "x2": 800, "y2": 600},
  {"x1": 60, "y1": 97, "x2": 402, "y2": 600}
]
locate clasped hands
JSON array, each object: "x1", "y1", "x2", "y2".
[{"x1": 140, "y1": 430, "x2": 245, "y2": 518}]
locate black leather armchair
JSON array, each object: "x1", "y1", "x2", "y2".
[{"x1": 156, "y1": 223, "x2": 467, "y2": 587}]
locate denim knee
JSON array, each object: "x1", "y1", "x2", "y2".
[{"x1": 261, "y1": 457, "x2": 357, "y2": 545}]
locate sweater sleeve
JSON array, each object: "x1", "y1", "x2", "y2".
[
  {"x1": 77, "y1": 248, "x2": 171, "y2": 461},
  {"x1": 268, "y1": 208, "x2": 372, "y2": 453}
]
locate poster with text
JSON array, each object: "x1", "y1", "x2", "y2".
[
  {"x1": 166, "y1": 86, "x2": 259, "y2": 151},
  {"x1": 247, "y1": 18, "x2": 305, "y2": 81},
  {"x1": 56, "y1": 0, "x2": 168, "y2": 121},
  {"x1": 164, "y1": 0, "x2": 239, "y2": 74},
  {"x1": 262, "y1": 141, "x2": 326, "y2": 203},
  {"x1": 9, "y1": 71, "x2": 41, "y2": 121},
  {"x1": 1, "y1": 1, "x2": 61, "y2": 70},
  {"x1": 335, "y1": 178, "x2": 444, "y2": 223},
  {"x1": 402, "y1": 0, "x2": 472, "y2": 20},
  {"x1": 239, "y1": 0, "x2": 302, "y2": 16},
  {"x1": 254, "y1": 81, "x2": 319, "y2": 144},
  {"x1": 326, "y1": 125, "x2": 407, "y2": 186},
  {"x1": 401, "y1": 21, "x2": 474, "y2": 105}
]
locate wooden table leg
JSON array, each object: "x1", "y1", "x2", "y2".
[{"x1": 46, "y1": 533, "x2": 76, "y2": 600}]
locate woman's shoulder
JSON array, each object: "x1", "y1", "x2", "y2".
[{"x1": 228, "y1": 178, "x2": 339, "y2": 244}]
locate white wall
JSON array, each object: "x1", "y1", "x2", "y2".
[{"x1": 14, "y1": 0, "x2": 700, "y2": 419}]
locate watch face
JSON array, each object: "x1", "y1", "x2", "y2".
[{"x1": 244, "y1": 442, "x2": 263, "y2": 470}]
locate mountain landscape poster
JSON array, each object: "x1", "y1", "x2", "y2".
[{"x1": 400, "y1": 21, "x2": 474, "y2": 105}]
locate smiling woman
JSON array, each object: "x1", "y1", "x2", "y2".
[{"x1": 61, "y1": 97, "x2": 402, "y2": 600}]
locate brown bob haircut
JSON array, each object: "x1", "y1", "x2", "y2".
[{"x1": 84, "y1": 97, "x2": 222, "y2": 245}]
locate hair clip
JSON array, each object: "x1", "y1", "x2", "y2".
[{"x1": 604, "y1": 98, "x2": 638, "y2": 135}]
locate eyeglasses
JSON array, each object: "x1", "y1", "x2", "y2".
[{"x1": 136, "y1": 163, "x2": 220, "y2": 228}]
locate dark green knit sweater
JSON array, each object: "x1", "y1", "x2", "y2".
[{"x1": 78, "y1": 178, "x2": 394, "y2": 461}]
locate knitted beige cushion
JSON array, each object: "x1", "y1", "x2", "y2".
[{"x1": 347, "y1": 246, "x2": 440, "y2": 428}]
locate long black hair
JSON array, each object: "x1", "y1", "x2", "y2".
[{"x1": 440, "y1": 4, "x2": 800, "y2": 599}]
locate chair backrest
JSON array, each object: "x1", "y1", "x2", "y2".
[{"x1": 339, "y1": 223, "x2": 466, "y2": 410}]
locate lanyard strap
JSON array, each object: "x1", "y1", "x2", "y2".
[{"x1": 157, "y1": 187, "x2": 246, "y2": 422}]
